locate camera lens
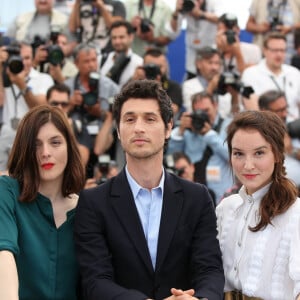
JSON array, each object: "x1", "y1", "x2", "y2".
[
  {"x1": 191, "y1": 110, "x2": 210, "y2": 131},
  {"x1": 47, "y1": 45, "x2": 64, "y2": 66},
  {"x1": 143, "y1": 63, "x2": 161, "y2": 80},
  {"x1": 8, "y1": 56, "x2": 24, "y2": 74},
  {"x1": 181, "y1": 0, "x2": 195, "y2": 13},
  {"x1": 83, "y1": 92, "x2": 98, "y2": 106}
]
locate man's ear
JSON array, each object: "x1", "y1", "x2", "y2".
[{"x1": 166, "y1": 121, "x2": 173, "y2": 139}]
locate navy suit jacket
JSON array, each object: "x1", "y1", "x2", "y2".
[{"x1": 74, "y1": 169, "x2": 224, "y2": 300}]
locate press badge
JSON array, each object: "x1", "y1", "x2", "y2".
[
  {"x1": 11, "y1": 117, "x2": 20, "y2": 130},
  {"x1": 206, "y1": 166, "x2": 221, "y2": 182}
]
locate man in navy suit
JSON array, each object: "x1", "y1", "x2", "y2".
[{"x1": 74, "y1": 80, "x2": 224, "y2": 300}]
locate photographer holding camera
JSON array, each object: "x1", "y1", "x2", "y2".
[
  {"x1": 124, "y1": 0, "x2": 175, "y2": 56},
  {"x1": 170, "y1": 0, "x2": 222, "y2": 79},
  {"x1": 258, "y1": 89, "x2": 300, "y2": 191},
  {"x1": 246, "y1": 0, "x2": 300, "y2": 63},
  {"x1": 241, "y1": 32, "x2": 300, "y2": 117},
  {"x1": 65, "y1": 43, "x2": 119, "y2": 155},
  {"x1": 216, "y1": 13, "x2": 261, "y2": 75},
  {"x1": 182, "y1": 46, "x2": 239, "y2": 117},
  {"x1": 100, "y1": 20, "x2": 143, "y2": 87},
  {"x1": 6, "y1": 0, "x2": 68, "y2": 45},
  {"x1": 32, "y1": 32, "x2": 78, "y2": 83},
  {"x1": 0, "y1": 41, "x2": 54, "y2": 170},
  {"x1": 167, "y1": 91, "x2": 233, "y2": 204},
  {"x1": 69, "y1": 0, "x2": 125, "y2": 52},
  {"x1": 132, "y1": 48, "x2": 183, "y2": 122}
]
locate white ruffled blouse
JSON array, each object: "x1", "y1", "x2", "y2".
[{"x1": 216, "y1": 184, "x2": 300, "y2": 300}]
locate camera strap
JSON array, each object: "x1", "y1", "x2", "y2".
[
  {"x1": 268, "y1": 0, "x2": 288, "y2": 19},
  {"x1": 268, "y1": 0, "x2": 287, "y2": 8},
  {"x1": 194, "y1": 116, "x2": 224, "y2": 185},
  {"x1": 138, "y1": 0, "x2": 156, "y2": 20},
  {"x1": 222, "y1": 53, "x2": 235, "y2": 72}
]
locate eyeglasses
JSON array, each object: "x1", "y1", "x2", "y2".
[
  {"x1": 266, "y1": 47, "x2": 286, "y2": 53},
  {"x1": 269, "y1": 105, "x2": 288, "y2": 113},
  {"x1": 49, "y1": 101, "x2": 69, "y2": 108}
]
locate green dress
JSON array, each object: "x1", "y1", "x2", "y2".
[{"x1": 0, "y1": 176, "x2": 81, "y2": 300}]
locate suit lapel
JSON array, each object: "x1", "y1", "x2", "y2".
[
  {"x1": 155, "y1": 172, "x2": 184, "y2": 271},
  {"x1": 110, "y1": 170, "x2": 154, "y2": 274}
]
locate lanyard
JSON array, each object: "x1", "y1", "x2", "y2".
[
  {"x1": 10, "y1": 78, "x2": 30, "y2": 118},
  {"x1": 10, "y1": 85, "x2": 22, "y2": 119},
  {"x1": 269, "y1": 75, "x2": 286, "y2": 93},
  {"x1": 138, "y1": 0, "x2": 156, "y2": 20}
]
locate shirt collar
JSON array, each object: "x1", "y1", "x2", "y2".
[
  {"x1": 239, "y1": 182, "x2": 272, "y2": 204},
  {"x1": 125, "y1": 165, "x2": 165, "y2": 198}
]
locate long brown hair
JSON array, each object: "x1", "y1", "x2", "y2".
[
  {"x1": 226, "y1": 110, "x2": 298, "y2": 231},
  {"x1": 7, "y1": 105, "x2": 86, "y2": 202}
]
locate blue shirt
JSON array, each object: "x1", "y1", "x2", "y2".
[
  {"x1": 125, "y1": 166, "x2": 164, "y2": 269},
  {"x1": 167, "y1": 115, "x2": 234, "y2": 203}
]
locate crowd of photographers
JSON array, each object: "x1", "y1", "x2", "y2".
[{"x1": 1, "y1": 0, "x2": 300, "y2": 200}]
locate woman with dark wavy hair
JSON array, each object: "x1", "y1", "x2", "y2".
[
  {"x1": 216, "y1": 110, "x2": 300, "y2": 300},
  {"x1": 0, "y1": 105, "x2": 85, "y2": 299}
]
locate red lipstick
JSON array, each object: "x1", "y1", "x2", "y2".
[
  {"x1": 243, "y1": 174, "x2": 257, "y2": 180},
  {"x1": 42, "y1": 163, "x2": 54, "y2": 170}
]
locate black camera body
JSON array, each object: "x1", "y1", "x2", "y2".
[
  {"x1": 1, "y1": 44, "x2": 24, "y2": 88},
  {"x1": 5, "y1": 45, "x2": 24, "y2": 74},
  {"x1": 143, "y1": 63, "x2": 161, "y2": 80},
  {"x1": 31, "y1": 34, "x2": 64, "y2": 66},
  {"x1": 106, "y1": 52, "x2": 130, "y2": 84},
  {"x1": 268, "y1": 3, "x2": 283, "y2": 31},
  {"x1": 82, "y1": 71, "x2": 100, "y2": 106},
  {"x1": 140, "y1": 18, "x2": 154, "y2": 33},
  {"x1": 224, "y1": 30, "x2": 236, "y2": 45},
  {"x1": 163, "y1": 154, "x2": 185, "y2": 177},
  {"x1": 217, "y1": 70, "x2": 254, "y2": 99},
  {"x1": 221, "y1": 13, "x2": 238, "y2": 44},
  {"x1": 287, "y1": 119, "x2": 300, "y2": 139},
  {"x1": 190, "y1": 110, "x2": 210, "y2": 131},
  {"x1": 181, "y1": 0, "x2": 196, "y2": 13},
  {"x1": 96, "y1": 154, "x2": 111, "y2": 185}
]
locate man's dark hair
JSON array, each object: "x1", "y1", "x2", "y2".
[
  {"x1": 72, "y1": 43, "x2": 97, "y2": 60},
  {"x1": 113, "y1": 80, "x2": 173, "y2": 129},
  {"x1": 258, "y1": 90, "x2": 286, "y2": 110},
  {"x1": 46, "y1": 83, "x2": 71, "y2": 101},
  {"x1": 196, "y1": 46, "x2": 220, "y2": 61},
  {"x1": 172, "y1": 151, "x2": 192, "y2": 164},
  {"x1": 263, "y1": 31, "x2": 287, "y2": 48},
  {"x1": 191, "y1": 91, "x2": 215, "y2": 108},
  {"x1": 143, "y1": 47, "x2": 164, "y2": 58},
  {"x1": 110, "y1": 20, "x2": 135, "y2": 35}
]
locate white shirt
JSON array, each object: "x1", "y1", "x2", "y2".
[
  {"x1": 100, "y1": 49, "x2": 143, "y2": 87},
  {"x1": 242, "y1": 59, "x2": 300, "y2": 118},
  {"x1": 216, "y1": 184, "x2": 300, "y2": 300},
  {"x1": 3, "y1": 68, "x2": 54, "y2": 129},
  {"x1": 182, "y1": 76, "x2": 232, "y2": 118},
  {"x1": 173, "y1": 0, "x2": 224, "y2": 74}
]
